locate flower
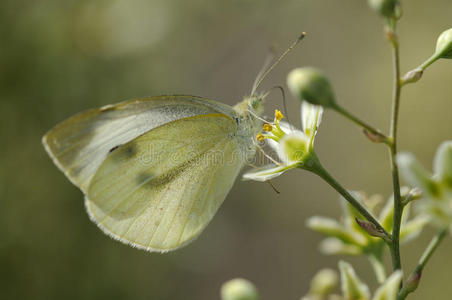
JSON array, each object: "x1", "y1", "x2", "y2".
[
  {"x1": 397, "y1": 141, "x2": 452, "y2": 231},
  {"x1": 243, "y1": 102, "x2": 323, "y2": 181},
  {"x1": 340, "y1": 261, "x2": 402, "y2": 300},
  {"x1": 302, "y1": 262, "x2": 403, "y2": 300},
  {"x1": 306, "y1": 191, "x2": 427, "y2": 271}
]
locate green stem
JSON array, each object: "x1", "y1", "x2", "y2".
[
  {"x1": 368, "y1": 253, "x2": 387, "y2": 284},
  {"x1": 419, "y1": 52, "x2": 442, "y2": 71},
  {"x1": 401, "y1": 52, "x2": 442, "y2": 85},
  {"x1": 398, "y1": 228, "x2": 448, "y2": 299},
  {"x1": 388, "y1": 28, "x2": 403, "y2": 274},
  {"x1": 305, "y1": 154, "x2": 391, "y2": 240},
  {"x1": 333, "y1": 104, "x2": 392, "y2": 145}
]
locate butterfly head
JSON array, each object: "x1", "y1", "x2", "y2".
[{"x1": 232, "y1": 93, "x2": 264, "y2": 117}]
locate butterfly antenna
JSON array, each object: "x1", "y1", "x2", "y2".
[
  {"x1": 251, "y1": 46, "x2": 277, "y2": 95},
  {"x1": 251, "y1": 32, "x2": 307, "y2": 95}
]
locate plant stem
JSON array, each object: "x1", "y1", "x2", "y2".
[
  {"x1": 419, "y1": 52, "x2": 442, "y2": 71},
  {"x1": 333, "y1": 104, "x2": 392, "y2": 145},
  {"x1": 388, "y1": 27, "x2": 403, "y2": 274},
  {"x1": 306, "y1": 155, "x2": 391, "y2": 240},
  {"x1": 398, "y1": 228, "x2": 448, "y2": 300}
]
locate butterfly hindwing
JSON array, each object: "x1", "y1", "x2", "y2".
[{"x1": 85, "y1": 113, "x2": 245, "y2": 252}]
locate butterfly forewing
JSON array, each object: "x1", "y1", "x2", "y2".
[
  {"x1": 42, "y1": 95, "x2": 236, "y2": 192},
  {"x1": 86, "y1": 113, "x2": 245, "y2": 251}
]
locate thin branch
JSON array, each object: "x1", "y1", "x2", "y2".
[{"x1": 398, "y1": 228, "x2": 448, "y2": 299}]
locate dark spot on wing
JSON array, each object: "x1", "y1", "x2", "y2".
[
  {"x1": 109, "y1": 145, "x2": 121, "y2": 153},
  {"x1": 110, "y1": 143, "x2": 137, "y2": 162},
  {"x1": 123, "y1": 144, "x2": 137, "y2": 158}
]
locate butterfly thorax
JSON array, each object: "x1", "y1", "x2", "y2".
[{"x1": 230, "y1": 94, "x2": 264, "y2": 163}]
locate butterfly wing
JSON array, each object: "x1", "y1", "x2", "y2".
[
  {"x1": 85, "y1": 113, "x2": 247, "y2": 252},
  {"x1": 42, "y1": 95, "x2": 236, "y2": 192}
]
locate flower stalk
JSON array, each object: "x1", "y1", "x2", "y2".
[
  {"x1": 306, "y1": 154, "x2": 391, "y2": 241},
  {"x1": 332, "y1": 104, "x2": 392, "y2": 145},
  {"x1": 398, "y1": 228, "x2": 448, "y2": 299}
]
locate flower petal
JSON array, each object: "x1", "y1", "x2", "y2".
[
  {"x1": 433, "y1": 140, "x2": 452, "y2": 186},
  {"x1": 371, "y1": 271, "x2": 403, "y2": 300},
  {"x1": 339, "y1": 261, "x2": 371, "y2": 300},
  {"x1": 301, "y1": 101, "x2": 323, "y2": 145},
  {"x1": 397, "y1": 153, "x2": 438, "y2": 197},
  {"x1": 242, "y1": 163, "x2": 297, "y2": 182}
]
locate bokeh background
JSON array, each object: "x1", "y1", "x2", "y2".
[{"x1": 1, "y1": 0, "x2": 452, "y2": 299}]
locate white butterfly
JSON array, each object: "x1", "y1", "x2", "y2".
[{"x1": 42, "y1": 34, "x2": 306, "y2": 252}]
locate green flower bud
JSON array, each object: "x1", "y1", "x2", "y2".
[
  {"x1": 309, "y1": 269, "x2": 339, "y2": 297},
  {"x1": 221, "y1": 278, "x2": 259, "y2": 300},
  {"x1": 367, "y1": 0, "x2": 397, "y2": 18},
  {"x1": 355, "y1": 218, "x2": 387, "y2": 240},
  {"x1": 287, "y1": 67, "x2": 337, "y2": 108},
  {"x1": 399, "y1": 270, "x2": 421, "y2": 297},
  {"x1": 435, "y1": 28, "x2": 452, "y2": 59}
]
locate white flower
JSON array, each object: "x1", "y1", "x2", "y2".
[
  {"x1": 397, "y1": 141, "x2": 452, "y2": 231},
  {"x1": 243, "y1": 101, "x2": 323, "y2": 181}
]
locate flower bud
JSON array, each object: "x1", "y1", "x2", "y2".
[
  {"x1": 287, "y1": 67, "x2": 337, "y2": 108},
  {"x1": 401, "y1": 270, "x2": 422, "y2": 295},
  {"x1": 309, "y1": 269, "x2": 339, "y2": 297},
  {"x1": 355, "y1": 218, "x2": 388, "y2": 240},
  {"x1": 401, "y1": 68, "x2": 423, "y2": 85},
  {"x1": 221, "y1": 278, "x2": 259, "y2": 300},
  {"x1": 435, "y1": 28, "x2": 452, "y2": 59},
  {"x1": 367, "y1": 0, "x2": 397, "y2": 18}
]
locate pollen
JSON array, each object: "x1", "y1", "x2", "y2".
[
  {"x1": 256, "y1": 133, "x2": 265, "y2": 142},
  {"x1": 263, "y1": 123, "x2": 273, "y2": 132},
  {"x1": 275, "y1": 110, "x2": 284, "y2": 121}
]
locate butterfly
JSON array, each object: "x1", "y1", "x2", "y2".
[{"x1": 42, "y1": 34, "x2": 306, "y2": 252}]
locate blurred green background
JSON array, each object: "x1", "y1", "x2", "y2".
[{"x1": 1, "y1": 0, "x2": 452, "y2": 299}]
